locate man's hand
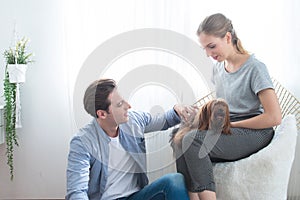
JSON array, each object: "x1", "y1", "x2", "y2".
[{"x1": 174, "y1": 104, "x2": 198, "y2": 125}]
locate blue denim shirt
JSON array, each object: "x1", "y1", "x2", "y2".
[{"x1": 66, "y1": 109, "x2": 180, "y2": 200}]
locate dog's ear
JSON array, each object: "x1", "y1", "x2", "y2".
[
  {"x1": 198, "y1": 102, "x2": 211, "y2": 130},
  {"x1": 169, "y1": 127, "x2": 179, "y2": 145},
  {"x1": 190, "y1": 110, "x2": 200, "y2": 129},
  {"x1": 172, "y1": 126, "x2": 192, "y2": 146},
  {"x1": 170, "y1": 127, "x2": 180, "y2": 138},
  {"x1": 222, "y1": 103, "x2": 231, "y2": 134}
]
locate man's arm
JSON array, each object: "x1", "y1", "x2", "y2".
[
  {"x1": 66, "y1": 136, "x2": 90, "y2": 200},
  {"x1": 142, "y1": 104, "x2": 198, "y2": 132}
]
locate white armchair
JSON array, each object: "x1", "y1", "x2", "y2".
[
  {"x1": 193, "y1": 78, "x2": 300, "y2": 200},
  {"x1": 145, "y1": 78, "x2": 299, "y2": 200},
  {"x1": 213, "y1": 114, "x2": 297, "y2": 200}
]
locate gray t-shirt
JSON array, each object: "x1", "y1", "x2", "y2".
[{"x1": 212, "y1": 54, "x2": 273, "y2": 120}]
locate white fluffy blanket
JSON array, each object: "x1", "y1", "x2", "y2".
[{"x1": 213, "y1": 115, "x2": 297, "y2": 200}]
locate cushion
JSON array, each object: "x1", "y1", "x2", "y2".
[{"x1": 213, "y1": 114, "x2": 297, "y2": 200}]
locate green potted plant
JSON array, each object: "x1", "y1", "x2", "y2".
[{"x1": 3, "y1": 37, "x2": 33, "y2": 180}]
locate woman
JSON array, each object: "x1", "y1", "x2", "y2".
[{"x1": 176, "y1": 13, "x2": 282, "y2": 200}]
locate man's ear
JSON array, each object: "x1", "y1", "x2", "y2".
[{"x1": 96, "y1": 110, "x2": 107, "y2": 119}]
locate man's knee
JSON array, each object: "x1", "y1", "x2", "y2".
[
  {"x1": 164, "y1": 173, "x2": 189, "y2": 199},
  {"x1": 161, "y1": 173, "x2": 185, "y2": 188}
]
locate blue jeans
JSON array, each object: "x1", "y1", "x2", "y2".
[{"x1": 118, "y1": 173, "x2": 189, "y2": 200}]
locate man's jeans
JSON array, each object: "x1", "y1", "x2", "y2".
[{"x1": 118, "y1": 173, "x2": 189, "y2": 200}]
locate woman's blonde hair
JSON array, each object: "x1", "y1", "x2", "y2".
[{"x1": 197, "y1": 13, "x2": 248, "y2": 54}]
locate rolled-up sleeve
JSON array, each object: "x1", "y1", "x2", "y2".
[{"x1": 66, "y1": 136, "x2": 90, "y2": 200}]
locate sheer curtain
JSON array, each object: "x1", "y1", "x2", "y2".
[
  {"x1": 63, "y1": 0, "x2": 212, "y2": 131},
  {"x1": 63, "y1": 0, "x2": 214, "y2": 182},
  {"x1": 62, "y1": 0, "x2": 300, "y2": 187}
]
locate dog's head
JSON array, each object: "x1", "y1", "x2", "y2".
[
  {"x1": 171, "y1": 98, "x2": 231, "y2": 147},
  {"x1": 197, "y1": 98, "x2": 231, "y2": 134}
]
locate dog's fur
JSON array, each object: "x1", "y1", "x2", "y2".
[{"x1": 171, "y1": 98, "x2": 231, "y2": 147}]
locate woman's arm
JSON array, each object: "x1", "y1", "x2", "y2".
[{"x1": 231, "y1": 88, "x2": 282, "y2": 129}]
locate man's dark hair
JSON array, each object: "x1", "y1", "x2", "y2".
[{"x1": 83, "y1": 79, "x2": 116, "y2": 118}]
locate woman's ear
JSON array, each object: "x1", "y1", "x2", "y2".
[{"x1": 225, "y1": 32, "x2": 232, "y2": 44}]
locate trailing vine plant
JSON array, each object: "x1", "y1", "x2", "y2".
[
  {"x1": 3, "y1": 67, "x2": 17, "y2": 180},
  {"x1": 3, "y1": 37, "x2": 33, "y2": 180}
]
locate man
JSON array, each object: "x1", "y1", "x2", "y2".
[{"x1": 66, "y1": 78, "x2": 196, "y2": 200}]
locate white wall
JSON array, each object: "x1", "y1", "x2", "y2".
[
  {"x1": 0, "y1": 0, "x2": 71, "y2": 198},
  {"x1": 0, "y1": 0, "x2": 299, "y2": 199}
]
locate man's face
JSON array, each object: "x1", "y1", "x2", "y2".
[{"x1": 108, "y1": 89, "x2": 131, "y2": 125}]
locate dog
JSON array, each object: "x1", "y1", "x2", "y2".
[{"x1": 170, "y1": 98, "x2": 231, "y2": 148}]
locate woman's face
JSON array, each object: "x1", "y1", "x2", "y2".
[{"x1": 198, "y1": 32, "x2": 230, "y2": 62}]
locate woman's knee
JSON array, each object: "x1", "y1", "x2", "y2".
[{"x1": 182, "y1": 130, "x2": 204, "y2": 152}]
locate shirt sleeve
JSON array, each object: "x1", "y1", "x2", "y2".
[
  {"x1": 66, "y1": 136, "x2": 90, "y2": 200},
  {"x1": 140, "y1": 109, "x2": 180, "y2": 133},
  {"x1": 250, "y1": 61, "x2": 274, "y2": 95}
]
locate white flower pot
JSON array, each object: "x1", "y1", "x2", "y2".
[{"x1": 7, "y1": 64, "x2": 28, "y2": 83}]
